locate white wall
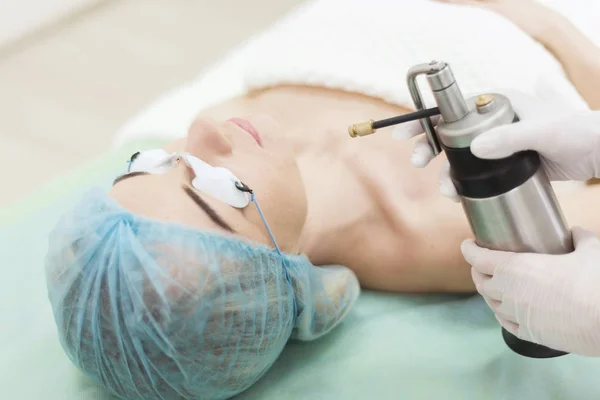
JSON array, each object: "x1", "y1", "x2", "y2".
[{"x1": 0, "y1": 0, "x2": 99, "y2": 48}]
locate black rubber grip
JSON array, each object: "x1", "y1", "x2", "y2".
[{"x1": 442, "y1": 115, "x2": 541, "y2": 198}]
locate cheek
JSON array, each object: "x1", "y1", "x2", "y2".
[
  {"x1": 220, "y1": 149, "x2": 307, "y2": 241},
  {"x1": 267, "y1": 166, "x2": 308, "y2": 230},
  {"x1": 254, "y1": 167, "x2": 306, "y2": 215},
  {"x1": 243, "y1": 162, "x2": 307, "y2": 237}
]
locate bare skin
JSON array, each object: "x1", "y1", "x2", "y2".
[
  {"x1": 111, "y1": 2, "x2": 600, "y2": 294},
  {"x1": 112, "y1": 84, "x2": 600, "y2": 294}
]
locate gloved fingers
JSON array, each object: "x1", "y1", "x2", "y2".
[
  {"x1": 480, "y1": 295, "x2": 500, "y2": 317},
  {"x1": 571, "y1": 226, "x2": 600, "y2": 250},
  {"x1": 391, "y1": 115, "x2": 441, "y2": 141},
  {"x1": 464, "y1": 242, "x2": 520, "y2": 303},
  {"x1": 469, "y1": 117, "x2": 550, "y2": 160},
  {"x1": 470, "y1": 109, "x2": 593, "y2": 162},
  {"x1": 489, "y1": 89, "x2": 564, "y2": 118},
  {"x1": 471, "y1": 267, "x2": 490, "y2": 291},
  {"x1": 471, "y1": 268, "x2": 504, "y2": 302},
  {"x1": 495, "y1": 314, "x2": 519, "y2": 336},
  {"x1": 482, "y1": 284, "x2": 519, "y2": 332},
  {"x1": 410, "y1": 135, "x2": 435, "y2": 168},
  {"x1": 480, "y1": 275, "x2": 506, "y2": 302},
  {"x1": 461, "y1": 239, "x2": 517, "y2": 276},
  {"x1": 472, "y1": 267, "x2": 506, "y2": 303},
  {"x1": 391, "y1": 120, "x2": 423, "y2": 140},
  {"x1": 492, "y1": 298, "x2": 519, "y2": 325},
  {"x1": 464, "y1": 89, "x2": 566, "y2": 121},
  {"x1": 439, "y1": 160, "x2": 460, "y2": 202},
  {"x1": 467, "y1": 89, "x2": 576, "y2": 160}
]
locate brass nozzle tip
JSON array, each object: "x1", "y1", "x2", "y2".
[{"x1": 348, "y1": 120, "x2": 375, "y2": 138}]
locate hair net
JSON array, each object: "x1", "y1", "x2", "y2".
[{"x1": 45, "y1": 188, "x2": 360, "y2": 400}]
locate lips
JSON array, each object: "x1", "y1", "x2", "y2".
[{"x1": 228, "y1": 117, "x2": 263, "y2": 147}]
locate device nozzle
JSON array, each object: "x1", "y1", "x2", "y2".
[
  {"x1": 348, "y1": 107, "x2": 442, "y2": 139},
  {"x1": 348, "y1": 120, "x2": 376, "y2": 138}
]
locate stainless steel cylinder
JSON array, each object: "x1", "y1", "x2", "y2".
[
  {"x1": 432, "y1": 83, "x2": 470, "y2": 123},
  {"x1": 426, "y1": 64, "x2": 469, "y2": 123},
  {"x1": 427, "y1": 65, "x2": 457, "y2": 91},
  {"x1": 405, "y1": 60, "x2": 573, "y2": 359},
  {"x1": 461, "y1": 168, "x2": 573, "y2": 254}
]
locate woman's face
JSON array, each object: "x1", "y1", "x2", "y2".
[{"x1": 109, "y1": 114, "x2": 308, "y2": 253}]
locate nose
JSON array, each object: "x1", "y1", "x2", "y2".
[{"x1": 185, "y1": 117, "x2": 233, "y2": 161}]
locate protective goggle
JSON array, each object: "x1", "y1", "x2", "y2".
[{"x1": 126, "y1": 148, "x2": 251, "y2": 208}]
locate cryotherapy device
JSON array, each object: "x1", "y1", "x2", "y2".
[{"x1": 349, "y1": 60, "x2": 574, "y2": 359}]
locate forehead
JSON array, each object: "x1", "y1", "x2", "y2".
[
  {"x1": 109, "y1": 171, "x2": 223, "y2": 230},
  {"x1": 110, "y1": 170, "x2": 182, "y2": 210},
  {"x1": 110, "y1": 169, "x2": 265, "y2": 250}
]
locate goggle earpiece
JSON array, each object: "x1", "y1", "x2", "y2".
[{"x1": 235, "y1": 181, "x2": 253, "y2": 193}]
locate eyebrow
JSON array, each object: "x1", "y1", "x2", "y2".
[
  {"x1": 113, "y1": 171, "x2": 150, "y2": 185},
  {"x1": 112, "y1": 171, "x2": 234, "y2": 232},
  {"x1": 183, "y1": 185, "x2": 235, "y2": 232}
]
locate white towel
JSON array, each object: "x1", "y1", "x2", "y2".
[{"x1": 113, "y1": 0, "x2": 600, "y2": 148}]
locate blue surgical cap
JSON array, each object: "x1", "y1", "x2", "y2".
[{"x1": 45, "y1": 188, "x2": 360, "y2": 400}]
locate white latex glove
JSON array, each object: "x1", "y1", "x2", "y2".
[
  {"x1": 462, "y1": 226, "x2": 600, "y2": 357},
  {"x1": 392, "y1": 90, "x2": 600, "y2": 201}
]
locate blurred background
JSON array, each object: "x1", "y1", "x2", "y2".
[{"x1": 0, "y1": 0, "x2": 304, "y2": 207}]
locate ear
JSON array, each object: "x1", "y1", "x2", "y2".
[{"x1": 290, "y1": 265, "x2": 360, "y2": 341}]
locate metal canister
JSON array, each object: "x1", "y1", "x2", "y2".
[{"x1": 407, "y1": 62, "x2": 573, "y2": 358}]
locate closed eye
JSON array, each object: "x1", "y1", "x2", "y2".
[
  {"x1": 112, "y1": 171, "x2": 234, "y2": 232},
  {"x1": 182, "y1": 185, "x2": 235, "y2": 232},
  {"x1": 113, "y1": 171, "x2": 150, "y2": 185}
]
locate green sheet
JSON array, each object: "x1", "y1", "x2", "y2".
[{"x1": 2, "y1": 141, "x2": 600, "y2": 400}]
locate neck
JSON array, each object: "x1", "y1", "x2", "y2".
[{"x1": 295, "y1": 140, "x2": 370, "y2": 266}]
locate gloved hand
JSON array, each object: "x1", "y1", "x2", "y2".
[
  {"x1": 462, "y1": 226, "x2": 600, "y2": 357},
  {"x1": 392, "y1": 90, "x2": 600, "y2": 201}
]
